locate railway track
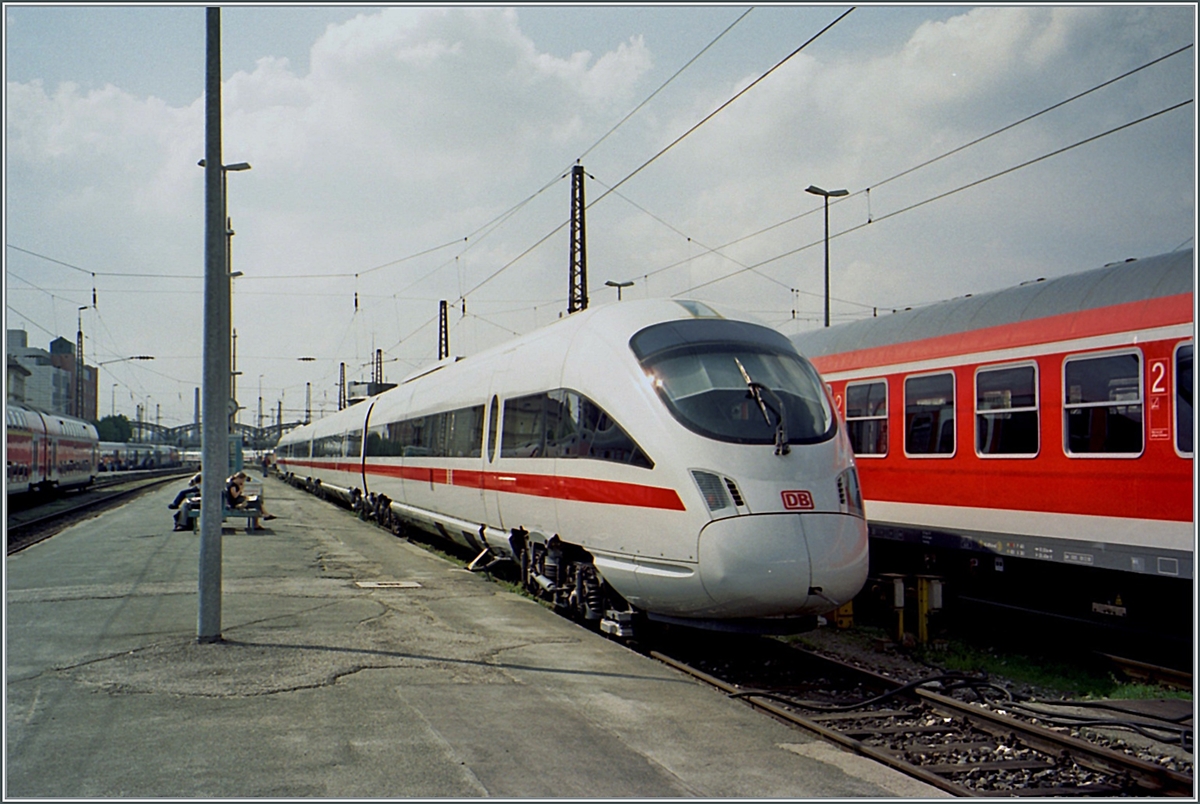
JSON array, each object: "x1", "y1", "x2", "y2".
[
  {"x1": 648, "y1": 635, "x2": 1193, "y2": 797},
  {"x1": 7, "y1": 471, "x2": 190, "y2": 554}
]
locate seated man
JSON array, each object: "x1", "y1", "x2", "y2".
[
  {"x1": 169, "y1": 472, "x2": 203, "y2": 509},
  {"x1": 174, "y1": 490, "x2": 201, "y2": 531}
]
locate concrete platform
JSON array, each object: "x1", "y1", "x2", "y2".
[{"x1": 6, "y1": 476, "x2": 947, "y2": 798}]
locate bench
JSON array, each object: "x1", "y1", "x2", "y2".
[{"x1": 186, "y1": 495, "x2": 263, "y2": 533}]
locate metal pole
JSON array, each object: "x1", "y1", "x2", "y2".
[
  {"x1": 199, "y1": 5, "x2": 229, "y2": 643},
  {"x1": 823, "y1": 196, "x2": 830, "y2": 328}
]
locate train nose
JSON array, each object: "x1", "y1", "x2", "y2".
[{"x1": 696, "y1": 513, "x2": 868, "y2": 618}]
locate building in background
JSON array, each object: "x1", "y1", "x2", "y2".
[
  {"x1": 6, "y1": 329, "x2": 97, "y2": 419},
  {"x1": 7, "y1": 354, "x2": 31, "y2": 403}
]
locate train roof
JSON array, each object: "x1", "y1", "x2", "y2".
[
  {"x1": 791, "y1": 248, "x2": 1194, "y2": 359},
  {"x1": 279, "y1": 298, "x2": 774, "y2": 443}
]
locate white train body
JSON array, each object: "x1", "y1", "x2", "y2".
[{"x1": 277, "y1": 299, "x2": 868, "y2": 631}]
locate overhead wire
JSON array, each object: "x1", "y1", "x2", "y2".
[
  {"x1": 460, "y1": 7, "x2": 855, "y2": 302},
  {"x1": 672, "y1": 97, "x2": 1194, "y2": 298},
  {"x1": 610, "y1": 41, "x2": 1195, "y2": 295},
  {"x1": 578, "y1": 7, "x2": 754, "y2": 161},
  {"x1": 587, "y1": 7, "x2": 855, "y2": 209}
]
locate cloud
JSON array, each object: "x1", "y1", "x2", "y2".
[{"x1": 4, "y1": 6, "x2": 1192, "y2": 424}]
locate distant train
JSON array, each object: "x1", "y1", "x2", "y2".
[
  {"x1": 97, "y1": 442, "x2": 182, "y2": 472},
  {"x1": 6, "y1": 403, "x2": 99, "y2": 495},
  {"x1": 791, "y1": 249, "x2": 1193, "y2": 647},
  {"x1": 277, "y1": 298, "x2": 869, "y2": 638}
]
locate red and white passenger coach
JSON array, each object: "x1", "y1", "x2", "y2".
[
  {"x1": 6, "y1": 403, "x2": 99, "y2": 496},
  {"x1": 791, "y1": 249, "x2": 1193, "y2": 644}
]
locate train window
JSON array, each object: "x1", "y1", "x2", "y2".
[
  {"x1": 367, "y1": 405, "x2": 484, "y2": 459},
  {"x1": 501, "y1": 395, "x2": 546, "y2": 458},
  {"x1": 975, "y1": 364, "x2": 1038, "y2": 457},
  {"x1": 1175, "y1": 343, "x2": 1192, "y2": 457},
  {"x1": 844, "y1": 380, "x2": 888, "y2": 456},
  {"x1": 904, "y1": 372, "x2": 955, "y2": 456},
  {"x1": 1063, "y1": 351, "x2": 1143, "y2": 456},
  {"x1": 365, "y1": 421, "x2": 404, "y2": 457},
  {"x1": 633, "y1": 329, "x2": 834, "y2": 446},
  {"x1": 345, "y1": 429, "x2": 363, "y2": 460},
  {"x1": 313, "y1": 434, "x2": 343, "y2": 458},
  {"x1": 444, "y1": 406, "x2": 484, "y2": 458},
  {"x1": 502, "y1": 390, "x2": 652, "y2": 468},
  {"x1": 544, "y1": 390, "x2": 653, "y2": 469}
]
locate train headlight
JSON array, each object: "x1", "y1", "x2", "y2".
[{"x1": 837, "y1": 467, "x2": 864, "y2": 518}]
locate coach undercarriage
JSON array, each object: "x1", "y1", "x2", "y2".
[{"x1": 325, "y1": 482, "x2": 640, "y2": 637}]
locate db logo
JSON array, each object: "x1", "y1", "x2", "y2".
[{"x1": 781, "y1": 490, "x2": 814, "y2": 510}]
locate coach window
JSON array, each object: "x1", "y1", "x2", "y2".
[
  {"x1": 444, "y1": 405, "x2": 485, "y2": 458},
  {"x1": 1063, "y1": 350, "x2": 1143, "y2": 456},
  {"x1": 544, "y1": 389, "x2": 653, "y2": 468},
  {"x1": 1175, "y1": 342, "x2": 1192, "y2": 457},
  {"x1": 844, "y1": 380, "x2": 887, "y2": 456},
  {"x1": 501, "y1": 394, "x2": 546, "y2": 458},
  {"x1": 904, "y1": 372, "x2": 955, "y2": 456},
  {"x1": 976, "y1": 363, "x2": 1039, "y2": 457},
  {"x1": 345, "y1": 429, "x2": 363, "y2": 460}
]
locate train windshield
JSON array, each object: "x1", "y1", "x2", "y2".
[{"x1": 631, "y1": 318, "x2": 835, "y2": 446}]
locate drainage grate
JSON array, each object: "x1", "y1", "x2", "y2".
[{"x1": 355, "y1": 580, "x2": 423, "y2": 589}]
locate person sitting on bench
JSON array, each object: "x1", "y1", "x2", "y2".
[
  {"x1": 172, "y1": 473, "x2": 202, "y2": 531},
  {"x1": 168, "y1": 472, "x2": 202, "y2": 510},
  {"x1": 226, "y1": 471, "x2": 276, "y2": 520}
]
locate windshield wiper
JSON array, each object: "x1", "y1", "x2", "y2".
[{"x1": 734, "y1": 357, "x2": 790, "y2": 455}]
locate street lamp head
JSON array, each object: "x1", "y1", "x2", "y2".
[
  {"x1": 605, "y1": 280, "x2": 634, "y2": 289},
  {"x1": 805, "y1": 185, "x2": 849, "y2": 198},
  {"x1": 198, "y1": 159, "x2": 252, "y2": 171}
]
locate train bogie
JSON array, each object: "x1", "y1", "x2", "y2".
[{"x1": 277, "y1": 299, "x2": 868, "y2": 636}]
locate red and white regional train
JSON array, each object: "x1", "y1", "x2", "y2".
[
  {"x1": 277, "y1": 299, "x2": 868, "y2": 636},
  {"x1": 791, "y1": 249, "x2": 1193, "y2": 643},
  {"x1": 6, "y1": 403, "x2": 99, "y2": 495}
]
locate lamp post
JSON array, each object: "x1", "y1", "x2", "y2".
[
  {"x1": 97, "y1": 356, "x2": 154, "y2": 419},
  {"x1": 198, "y1": 158, "x2": 250, "y2": 425},
  {"x1": 805, "y1": 185, "x2": 849, "y2": 327},
  {"x1": 605, "y1": 280, "x2": 634, "y2": 300}
]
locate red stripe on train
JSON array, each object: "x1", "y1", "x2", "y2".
[
  {"x1": 285, "y1": 459, "x2": 686, "y2": 511},
  {"x1": 809, "y1": 293, "x2": 1193, "y2": 374}
]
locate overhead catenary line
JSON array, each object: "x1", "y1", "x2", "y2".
[
  {"x1": 673, "y1": 98, "x2": 1195, "y2": 298},
  {"x1": 579, "y1": 7, "x2": 754, "y2": 161},
  {"x1": 588, "y1": 7, "x2": 855, "y2": 209},
  {"x1": 611, "y1": 41, "x2": 1196, "y2": 293},
  {"x1": 867, "y1": 42, "x2": 1194, "y2": 195},
  {"x1": 461, "y1": 8, "x2": 854, "y2": 301}
]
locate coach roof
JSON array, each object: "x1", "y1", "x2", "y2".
[{"x1": 792, "y1": 248, "x2": 1193, "y2": 359}]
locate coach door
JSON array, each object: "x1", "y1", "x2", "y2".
[
  {"x1": 360, "y1": 399, "x2": 377, "y2": 495},
  {"x1": 482, "y1": 351, "x2": 513, "y2": 532}
]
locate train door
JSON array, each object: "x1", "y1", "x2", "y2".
[
  {"x1": 482, "y1": 351, "x2": 514, "y2": 531},
  {"x1": 1173, "y1": 341, "x2": 1192, "y2": 458},
  {"x1": 360, "y1": 400, "x2": 377, "y2": 495}
]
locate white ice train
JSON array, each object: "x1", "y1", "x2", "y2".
[{"x1": 276, "y1": 299, "x2": 868, "y2": 636}]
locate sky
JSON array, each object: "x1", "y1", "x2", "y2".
[{"x1": 5, "y1": 4, "x2": 1196, "y2": 428}]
